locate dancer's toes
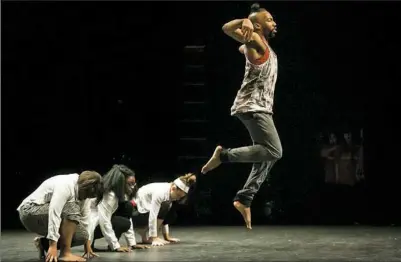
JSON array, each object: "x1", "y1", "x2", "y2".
[
  {"x1": 201, "y1": 146, "x2": 223, "y2": 174},
  {"x1": 243, "y1": 207, "x2": 252, "y2": 230}
]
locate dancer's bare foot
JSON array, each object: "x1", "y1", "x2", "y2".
[
  {"x1": 59, "y1": 253, "x2": 86, "y2": 261},
  {"x1": 201, "y1": 146, "x2": 223, "y2": 174},
  {"x1": 141, "y1": 237, "x2": 152, "y2": 244},
  {"x1": 33, "y1": 237, "x2": 45, "y2": 259},
  {"x1": 233, "y1": 201, "x2": 252, "y2": 230},
  {"x1": 137, "y1": 229, "x2": 152, "y2": 244}
]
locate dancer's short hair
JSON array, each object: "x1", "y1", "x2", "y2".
[
  {"x1": 77, "y1": 170, "x2": 103, "y2": 204},
  {"x1": 174, "y1": 173, "x2": 197, "y2": 204},
  {"x1": 177, "y1": 173, "x2": 197, "y2": 188}
]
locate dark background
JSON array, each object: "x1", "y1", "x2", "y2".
[{"x1": 2, "y1": 1, "x2": 400, "y2": 229}]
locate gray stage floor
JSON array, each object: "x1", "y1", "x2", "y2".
[{"x1": 2, "y1": 226, "x2": 401, "y2": 261}]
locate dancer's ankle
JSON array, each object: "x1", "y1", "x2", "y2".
[{"x1": 220, "y1": 147, "x2": 230, "y2": 162}]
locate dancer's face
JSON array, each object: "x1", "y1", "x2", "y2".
[
  {"x1": 329, "y1": 133, "x2": 337, "y2": 145},
  {"x1": 252, "y1": 11, "x2": 277, "y2": 39},
  {"x1": 125, "y1": 176, "x2": 136, "y2": 195},
  {"x1": 170, "y1": 185, "x2": 187, "y2": 201},
  {"x1": 344, "y1": 133, "x2": 352, "y2": 144},
  {"x1": 78, "y1": 188, "x2": 91, "y2": 200},
  {"x1": 78, "y1": 183, "x2": 99, "y2": 200}
]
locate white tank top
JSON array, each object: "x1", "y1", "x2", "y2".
[{"x1": 230, "y1": 44, "x2": 278, "y2": 115}]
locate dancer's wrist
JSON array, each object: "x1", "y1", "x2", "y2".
[
  {"x1": 49, "y1": 240, "x2": 57, "y2": 248},
  {"x1": 223, "y1": 19, "x2": 248, "y2": 32}
]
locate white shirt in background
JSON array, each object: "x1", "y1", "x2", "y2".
[
  {"x1": 88, "y1": 191, "x2": 137, "y2": 250},
  {"x1": 17, "y1": 173, "x2": 90, "y2": 243},
  {"x1": 134, "y1": 182, "x2": 171, "y2": 237}
]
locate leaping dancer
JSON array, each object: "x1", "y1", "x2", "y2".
[{"x1": 201, "y1": 3, "x2": 282, "y2": 230}]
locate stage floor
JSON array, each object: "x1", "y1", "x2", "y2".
[{"x1": 2, "y1": 226, "x2": 401, "y2": 261}]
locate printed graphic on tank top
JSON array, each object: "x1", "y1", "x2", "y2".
[{"x1": 231, "y1": 43, "x2": 278, "y2": 116}]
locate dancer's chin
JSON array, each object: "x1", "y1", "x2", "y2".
[{"x1": 265, "y1": 29, "x2": 277, "y2": 39}]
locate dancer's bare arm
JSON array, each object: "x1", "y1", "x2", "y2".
[
  {"x1": 48, "y1": 185, "x2": 71, "y2": 244},
  {"x1": 148, "y1": 197, "x2": 168, "y2": 246},
  {"x1": 98, "y1": 192, "x2": 129, "y2": 252},
  {"x1": 162, "y1": 224, "x2": 180, "y2": 243},
  {"x1": 222, "y1": 18, "x2": 267, "y2": 56},
  {"x1": 239, "y1": 45, "x2": 245, "y2": 54}
]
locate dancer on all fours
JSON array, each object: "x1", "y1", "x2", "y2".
[
  {"x1": 88, "y1": 164, "x2": 149, "y2": 252},
  {"x1": 201, "y1": 3, "x2": 282, "y2": 230},
  {"x1": 116, "y1": 200, "x2": 181, "y2": 244},
  {"x1": 129, "y1": 173, "x2": 197, "y2": 246},
  {"x1": 17, "y1": 171, "x2": 104, "y2": 262}
]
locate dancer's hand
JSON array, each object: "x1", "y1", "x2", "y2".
[
  {"x1": 46, "y1": 245, "x2": 58, "y2": 262},
  {"x1": 115, "y1": 247, "x2": 130, "y2": 252},
  {"x1": 241, "y1": 19, "x2": 254, "y2": 42},
  {"x1": 132, "y1": 244, "x2": 150, "y2": 249},
  {"x1": 82, "y1": 250, "x2": 98, "y2": 259},
  {"x1": 151, "y1": 237, "x2": 167, "y2": 246},
  {"x1": 82, "y1": 242, "x2": 99, "y2": 259},
  {"x1": 165, "y1": 237, "x2": 180, "y2": 243}
]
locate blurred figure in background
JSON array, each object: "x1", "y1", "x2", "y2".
[
  {"x1": 334, "y1": 130, "x2": 362, "y2": 224},
  {"x1": 319, "y1": 132, "x2": 340, "y2": 223},
  {"x1": 320, "y1": 132, "x2": 340, "y2": 184},
  {"x1": 337, "y1": 131, "x2": 359, "y2": 187},
  {"x1": 356, "y1": 128, "x2": 365, "y2": 182}
]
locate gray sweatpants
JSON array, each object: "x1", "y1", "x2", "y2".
[
  {"x1": 18, "y1": 201, "x2": 88, "y2": 247},
  {"x1": 221, "y1": 112, "x2": 283, "y2": 207}
]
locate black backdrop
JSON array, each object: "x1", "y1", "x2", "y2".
[{"x1": 2, "y1": 1, "x2": 400, "y2": 229}]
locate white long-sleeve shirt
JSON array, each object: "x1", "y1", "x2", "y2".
[
  {"x1": 134, "y1": 182, "x2": 171, "y2": 238},
  {"x1": 17, "y1": 174, "x2": 90, "y2": 242},
  {"x1": 88, "y1": 191, "x2": 137, "y2": 250}
]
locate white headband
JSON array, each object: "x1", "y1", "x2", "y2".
[{"x1": 174, "y1": 178, "x2": 189, "y2": 193}]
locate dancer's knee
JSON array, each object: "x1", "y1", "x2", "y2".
[
  {"x1": 261, "y1": 144, "x2": 282, "y2": 161},
  {"x1": 112, "y1": 216, "x2": 131, "y2": 232},
  {"x1": 121, "y1": 219, "x2": 130, "y2": 232},
  {"x1": 115, "y1": 201, "x2": 135, "y2": 218},
  {"x1": 74, "y1": 226, "x2": 89, "y2": 243},
  {"x1": 274, "y1": 146, "x2": 283, "y2": 160}
]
